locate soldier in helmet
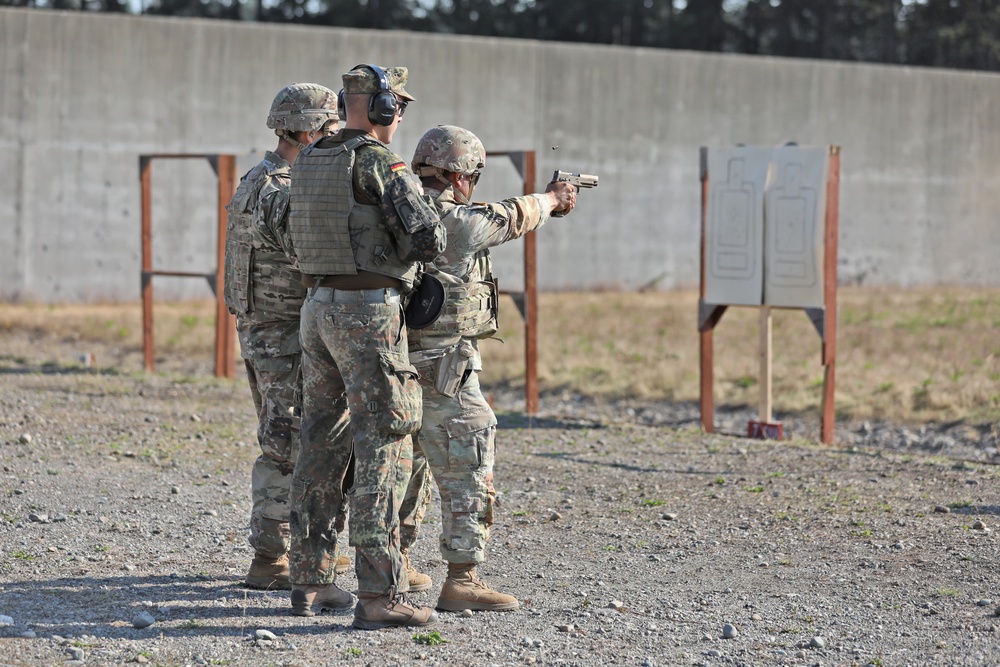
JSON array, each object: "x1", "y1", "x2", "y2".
[
  {"x1": 223, "y1": 83, "x2": 352, "y2": 602},
  {"x1": 287, "y1": 64, "x2": 446, "y2": 629},
  {"x1": 402, "y1": 124, "x2": 576, "y2": 612}
]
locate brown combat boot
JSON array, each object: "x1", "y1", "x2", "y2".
[
  {"x1": 244, "y1": 553, "x2": 290, "y2": 590},
  {"x1": 402, "y1": 550, "x2": 432, "y2": 592},
  {"x1": 335, "y1": 554, "x2": 351, "y2": 575},
  {"x1": 436, "y1": 563, "x2": 519, "y2": 612},
  {"x1": 352, "y1": 593, "x2": 439, "y2": 630},
  {"x1": 290, "y1": 583, "x2": 356, "y2": 617}
]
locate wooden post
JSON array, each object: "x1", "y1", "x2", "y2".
[
  {"x1": 758, "y1": 306, "x2": 772, "y2": 422},
  {"x1": 214, "y1": 154, "x2": 236, "y2": 379},
  {"x1": 522, "y1": 151, "x2": 539, "y2": 415},
  {"x1": 820, "y1": 146, "x2": 841, "y2": 444},
  {"x1": 698, "y1": 153, "x2": 714, "y2": 434},
  {"x1": 140, "y1": 157, "x2": 155, "y2": 373}
]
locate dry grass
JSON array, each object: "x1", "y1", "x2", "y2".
[{"x1": 2, "y1": 287, "x2": 998, "y2": 424}]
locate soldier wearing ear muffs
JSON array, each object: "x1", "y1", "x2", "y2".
[{"x1": 287, "y1": 64, "x2": 447, "y2": 630}]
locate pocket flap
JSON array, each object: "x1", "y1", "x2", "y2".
[
  {"x1": 445, "y1": 408, "x2": 497, "y2": 439},
  {"x1": 379, "y1": 350, "x2": 418, "y2": 379}
]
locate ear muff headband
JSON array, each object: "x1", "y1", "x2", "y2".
[
  {"x1": 337, "y1": 89, "x2": 346, "y2": 122},
  {"x1": 353, "y1": 63, "x2": 398, "y2": 127}
]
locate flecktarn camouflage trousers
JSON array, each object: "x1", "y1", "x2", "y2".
[{"x1": 289, "y1": 289, "x2": 422, "y2": 594}]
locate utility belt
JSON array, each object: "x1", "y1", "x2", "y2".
[
  {"x1": 307, "y1": 286, "x2": 400, "y2": 305},
  {"x1": 411, "y1": 340, "x2": 476, "y2": 398}
]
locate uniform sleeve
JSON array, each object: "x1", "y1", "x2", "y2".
[
  {"x1": 357, "y1": 147, "x2": 447, "y2": 262},
  {"x1": 257, "y1": 174, "x2": 297, "y2": 263},
  {"x1": 449, "y1": 193, "x2": 553, "y2": 255}
]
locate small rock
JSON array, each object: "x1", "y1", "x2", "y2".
[
  {"x1": 550, "y1": 511, "x2": 562, "y2": 521},
  {"x1": 751, "y1": 613, "x2": 762, "y2": 621},
  {"x1": 203, "y1": 510, "x2": 218, "y2": 517},
  {"x1": 20, "y1": 630, "x2": 36, "y2": 638},
  {"x1": 521, "y1": 637, "x2": 534, "y2": 647},
  {"x1": 934, "y1": 505, "x2": 950, "y2": 514},
  {"x1": 132, "y1": 611, "x2": 156, "y2": 629},
  {"x1": 0, "y1": 615, "x2": 13, "y2": 625},
  {"x1": 975, "y1": 599, "x2": 992, "y2": 607},
  {"x1": 722, "y1": 623, "x2": 738, "y2": 639},
  {"x1": 193, "y1": 655, "x2": 208, "y2": 665},
  {"x1": 52, "y1": 513, "x2": 68, "y2": 522},
  {"x1": 170, "y1": 486, "x2": 181, "y2": 495},
  {"x1": 19, "y1": 434, "x2": 32, "y2": 444},
  {"x1": 535, "y1": 572, "x2": 545, "y2": 579},
  {"x1": 707, "y1": 649, "x2": 721, "y2": 657},
  {"x1": 135, "y1": 656, "x2": 149, "y2": 664},
  {"x1": 67, "y1": 647, "x2": 85, "y2": 660},
  {"x1": 994, "y1": 606, "x2": 1000, "y2": 618},
  {"x1": 255, "y1": 629, "x2": 277, "y2": 641},
  {"x1": 461, "y1": 609, "x2": 473, "y2": 618},
  {"x1": 556, "y1": 624, "x2": 574, "y2": 632},
  {"x1": 255, "y1": 639, "x2": 272, "y2": 648},
  {"x1": 972, "y1": 520, "x2": 988, "y2": 531},
  {"x1": 810, "y1": 636, "x2": 826, "y2": 648},
  {"x1": 28, "y1": 513, "x2": 49, "y2": 523},
  {"x1": 608, "y1": 600, "x2": 624, "y2": 611},
  {"x1": 190, "y1": 414, "x2": 201, "y2": 422},
  {"x1": 662, "y1": 513, "x2": 677, "y2": 521}
]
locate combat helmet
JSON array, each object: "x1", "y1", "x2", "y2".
[
  {"x1": 266, "y1": 83, "x2": 339, "y2": 133},
  {"x1": 412, "y1": 125, "x2": 485, "y2": 177}
]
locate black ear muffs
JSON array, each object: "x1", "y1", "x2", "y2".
[
  {"x1": 337, "y1": 88, "x2": 346, "y2": 122},
  {"x1": 355, "y1": 63, "x2": 398, "y2": 126}
]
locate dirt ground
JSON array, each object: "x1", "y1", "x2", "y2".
[{"x1": 1, "y1": 336, "x2": 999, "y2": 666}]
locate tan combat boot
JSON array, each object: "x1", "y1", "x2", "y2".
[
  {"x1": 290, "y1": 583, "x2": 356, "y2": 617},
  {"x1": 335, "y1": 554, "x2": 351, "y2": 575},
  {"x1": 352, "y1": 593, "x2": 439, "y2": 630},
  {"x1": 244, "y1": 553, "x2": 290, "y2": 590},
  {"x1": 436, "y1": 563, "x2": 519, "y2": 612},
  {"x1": 402, "y1": 549, "x2": 432, "y2": 592}
]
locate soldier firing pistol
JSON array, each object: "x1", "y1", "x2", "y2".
[{"x1": 550, "y1": 170, "x2": 598, "y2": 217}]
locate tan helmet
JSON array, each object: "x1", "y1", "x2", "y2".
[
  {"x1": 266, "y1": 83, "x2": 339, "y2": 132},
  {"x1": 411, "y1": 125, "x2": 485, "y2": 176}
]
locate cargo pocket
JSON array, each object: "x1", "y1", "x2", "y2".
[
  {"x1": 444, "y1": 409, "x2": 497, "y2": 469},
  {"x1": 373, "y1": 351, "x2": 422, "y2": 435}
]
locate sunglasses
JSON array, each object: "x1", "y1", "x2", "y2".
[{"x1": 396, "y1": 99, "x2": 408, "y2": 117}]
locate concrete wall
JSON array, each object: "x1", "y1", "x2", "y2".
[{"x1": 2, "y1": 8, "x2": 999, "y2": 302}]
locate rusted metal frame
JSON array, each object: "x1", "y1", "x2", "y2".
[
  {"x1": 820, "y1": 147, "x2": 840, "y2": 444},
  {"x1": 486, "y1": 150, "x2": 539, "y2": 415},
  {"x1": 139, "y1": 153, "x2": 236, "y2": 378}
]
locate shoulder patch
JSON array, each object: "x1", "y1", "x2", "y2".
[{"x1": 390, "y1": 161, "x2": 407, "y2": 173}]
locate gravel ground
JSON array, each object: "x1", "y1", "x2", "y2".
[{"x1": 1, "y1": 355, "x2": 999, "y2": 667}]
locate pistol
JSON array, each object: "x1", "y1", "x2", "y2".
[{"x1": 550, "y1": 170, "x2": 598, "y2": 217}]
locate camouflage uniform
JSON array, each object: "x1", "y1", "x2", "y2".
[
  {"x1": 407, "y1": 186, "x2": 554, "y2": 564},
  {"x1": 288, "y1": 120, "x2": 447, "y2": 597},
  {"x1": 224, "y1": 84, "x2": 340, "y2": 580},
  {"x1": 223, "y1": 150, "x2": 304, "y2": 559}
]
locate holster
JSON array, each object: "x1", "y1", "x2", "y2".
[{"x1": 433, "y1": 341, "x2": 475, "y2": 398}]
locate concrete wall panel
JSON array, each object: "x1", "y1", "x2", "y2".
[{"x1": 2, "y1": 8, "x2": 1000, "y2": 302}]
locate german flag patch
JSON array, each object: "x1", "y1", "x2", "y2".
[{"x1": 390, "y1": 161, "x2": 407, "y2": 173}]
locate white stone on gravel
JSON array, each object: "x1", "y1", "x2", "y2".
[
  {"x1": 255, "y1": 629, "x2": 277, "y2": 641},
  {"x1": 18, "y1": 433, "x2": 32, "y2": 444},
  {"x1": 609, "y1": 600, "x2": 624, "y2": 611},
  {"x1": 0, "y1": 615, "x2": 13, "y2": 625},
  {"x1": 460, "y1": 609, "x2": 473, "y2": 617},
  {"x1": 722, "y1": 623, "x2": 738, "y2": 639},
  {"x1": 19, "y1": 630, "x2": 36, "y2": 638},
  {"x1": 132, "y1": 611, "x2": 155, "y2": 628},
  {"x1": 67, "y1": 647, "x2": 84, "y2": 660},
  {"x1": 171, "y1": 486, "x2": 181, "y2": 494},
  {"x1": 811, "y1": 636, "x2": 827, "y2": 648}
]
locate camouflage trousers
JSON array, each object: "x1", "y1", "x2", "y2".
[
  {"x1": 399, "y1": 448, "x2": 433, "y2": 551},
  {"x1": 289, "y1": 289, "x2": 422, "y2": 594},
  {"x1": 406, "y1": 360, "x2": 497, "y2": 564},
  {"x1": 242, "y1": 355, "x2": 299, "y2": 560}
]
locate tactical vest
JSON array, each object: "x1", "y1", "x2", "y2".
[
  {"x1": 290, "y1": 136, "x2": 416, "y2": 286},
  {"x1": 425, "y1": 249, "x2": 499, "y2": 340},
  {"x1": 223, "y1": 160, "x2": 305, "y2": 318}
]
